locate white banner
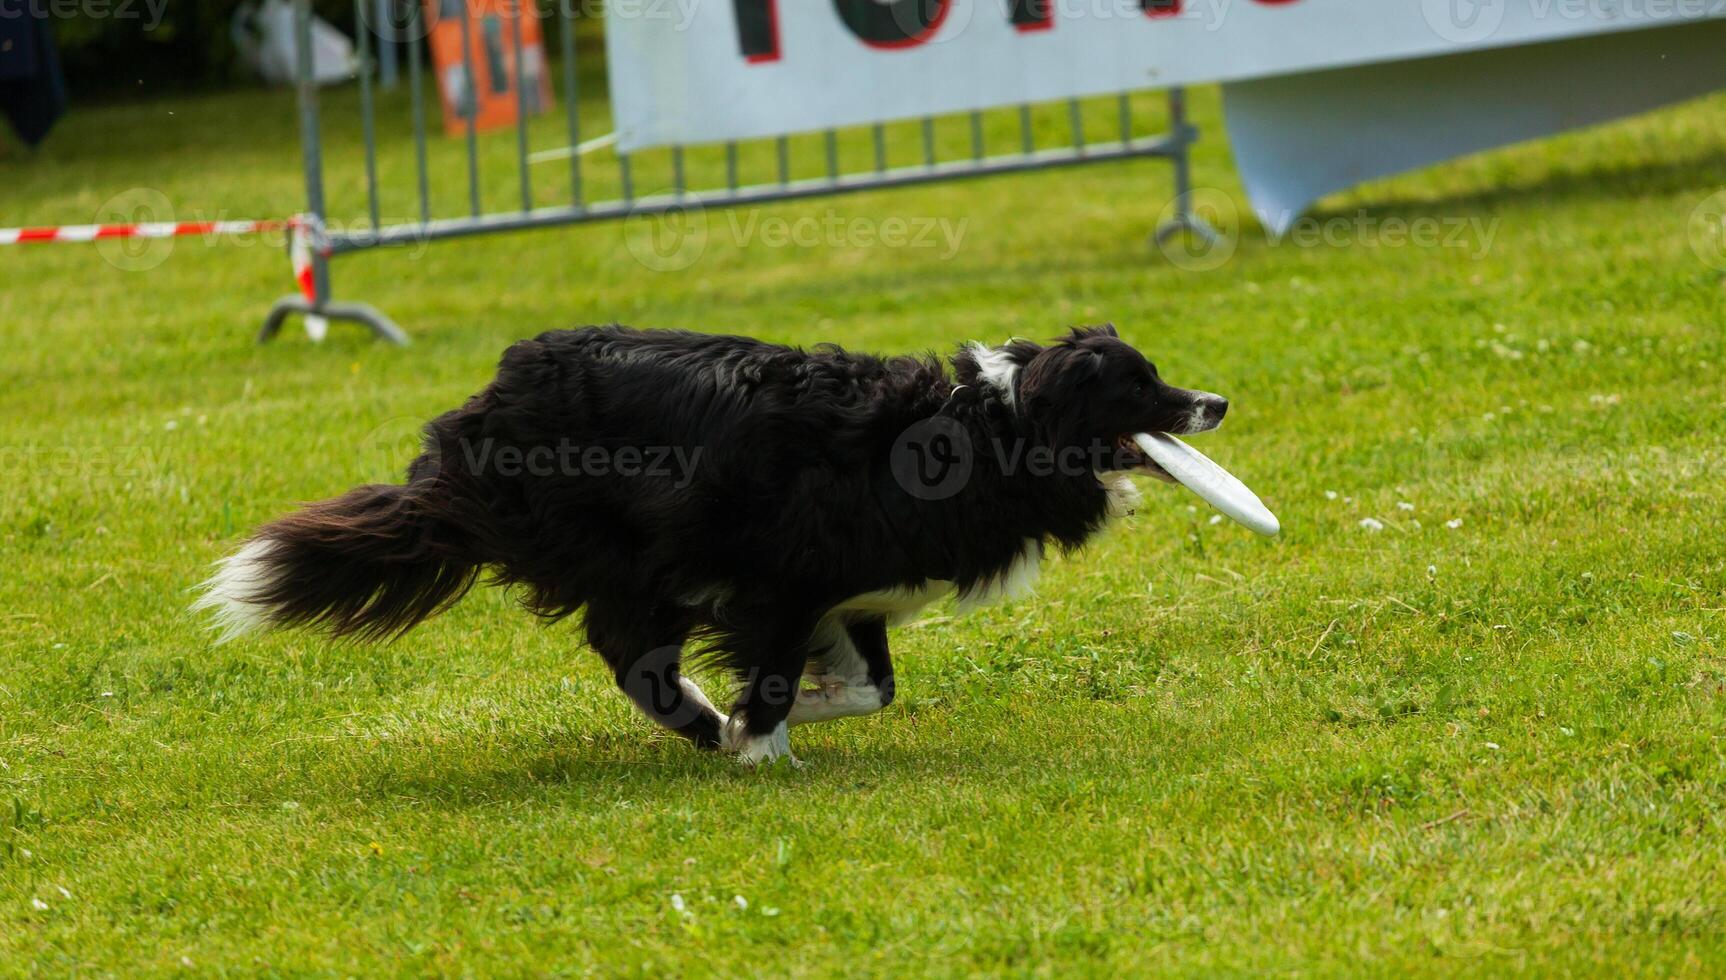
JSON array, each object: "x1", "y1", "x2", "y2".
[
  {"x1": 1223, "y1": 20, "x2": 1726, "y2": 233},
  {"x1": 605, "y1": 0, "x2": 1726, "y2": 152}
]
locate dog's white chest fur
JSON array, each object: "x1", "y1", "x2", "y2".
[
  {"x1": 827, "y1": 537, "x2": 1042, "y2": 625},
  {"x1": 827, "y1": 580, "x2": 953, "y2": 626}
]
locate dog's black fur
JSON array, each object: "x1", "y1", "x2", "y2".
[{"x1": 199, "y1": 324, "x2": 1226, "y2": 761}]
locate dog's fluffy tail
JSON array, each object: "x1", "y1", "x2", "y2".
[{"x1": 193, "y1": 483, "x2": 483, "y2": 643}]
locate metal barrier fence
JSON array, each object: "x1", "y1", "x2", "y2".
[{"x1": 261, "y1": 0, "x2": 1214, "y2": 345}]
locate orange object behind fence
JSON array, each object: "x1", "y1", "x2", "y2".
[{"x1": 425, "y1": 0, "x2": 553, "y2": 137}]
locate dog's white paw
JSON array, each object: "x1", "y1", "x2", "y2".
[
  {"x1": 722, "y1": 718, "x2": 801, "y2": 768},
  {"x1": 799, "y1": 676, "x2": 846, "y2": 704},
  {"x1": 787, "y1": 675, "x2": 889, "y2": 726}
]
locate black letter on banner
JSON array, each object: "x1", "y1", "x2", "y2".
[
  {"x1": 1009, "y1": 0, "x2": 1052, "y2": 31},
  {"x1": 833, "y1": 0, "x2": 952, "y2": 49},
  {"x1": 734, "y1": 0, "x2": 781, "y2": 63},
  {"x1": 1141, "y1": 0, "x2": 1181, "y2": 17}
]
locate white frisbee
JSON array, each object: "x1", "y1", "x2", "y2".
[{"x1": 1133, "y1": 432, "x2": 1280, "y2": 537}]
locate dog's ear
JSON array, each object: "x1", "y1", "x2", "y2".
[
  {"x1": 1002, "y1": 337, "x2": 1043, "y2": 365},
  {"x1": 1063, "y1": 323, "x2": 1118, "y2": 343},
  {"x1": 1020, "y1": 344, "x2": 1104, "y2": 449}
]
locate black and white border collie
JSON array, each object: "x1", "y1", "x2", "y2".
[{"x1": 196, "y1": 324, "x2": 1227, "y2": 765}]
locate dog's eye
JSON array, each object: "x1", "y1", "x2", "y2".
[{"x1": 1133, "y1": 382, "x2": 1146, "y2": 397}]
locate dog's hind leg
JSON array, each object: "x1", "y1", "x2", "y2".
[
  {"x1": 586, "y1": 599, "x2": 726, "y2": 750},
  {"x1": 790, "y1": 616, "x2": 895, "y2": 726}
]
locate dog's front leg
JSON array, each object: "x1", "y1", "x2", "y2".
[
  {"x1": 721, "y1": 620, "x2": 815, "y2": 767},
  {"x1": 790, "y1": 617, "x2": 895, "y2": 726}
]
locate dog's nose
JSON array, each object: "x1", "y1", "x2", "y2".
[{"x1": 1188, "y1": 392, "x2": 1228, "y2": 433}]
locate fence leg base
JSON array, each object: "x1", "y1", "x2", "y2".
[
  {"x1": 1153, "y1": 213, "x2": 1220, "y2": 249},
  {"x1": 259, "y1": 295, "x2": 410, "y2": 346}
]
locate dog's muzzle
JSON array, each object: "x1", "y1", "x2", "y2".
[{"x1": 1178, "y1": 391, "x2": 1229, "y2": 434}]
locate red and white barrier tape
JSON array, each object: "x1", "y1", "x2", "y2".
[
  {"x1": 2, "y1": 215, "x2": 334, "y2": 341},
  {"x1": 284, "y1": 219, "x2": 329, "y2": 341},
  {"x1": 0, "y1": 218, "x2": 294, "y2": 245}
]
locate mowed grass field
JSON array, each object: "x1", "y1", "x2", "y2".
[{"x1": 2, "y1": 60, "x2": 1726, "y2": 974}]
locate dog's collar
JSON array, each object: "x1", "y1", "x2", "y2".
[{"x1": 936, "y1": 383, "x2": 978, "y2": 419}]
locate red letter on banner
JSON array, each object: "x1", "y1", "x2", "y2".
[
  {"x1": 734, "y1": 0, "x2": 781, "y2": 63},
  {"x1": 1010, "y1": 0, "x2": 1053, "y2": 32},
  {"x1": 833, "y1": 0, "x2": 953, "y2": 49}
]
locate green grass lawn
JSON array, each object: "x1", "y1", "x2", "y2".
[{"x1": 2, "y1": 67, "x2": 1725, "y2": 975}]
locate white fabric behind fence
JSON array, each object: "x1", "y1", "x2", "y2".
[{"x1": 605, "y1": 0, "x2": 1725, "y2": 152}]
